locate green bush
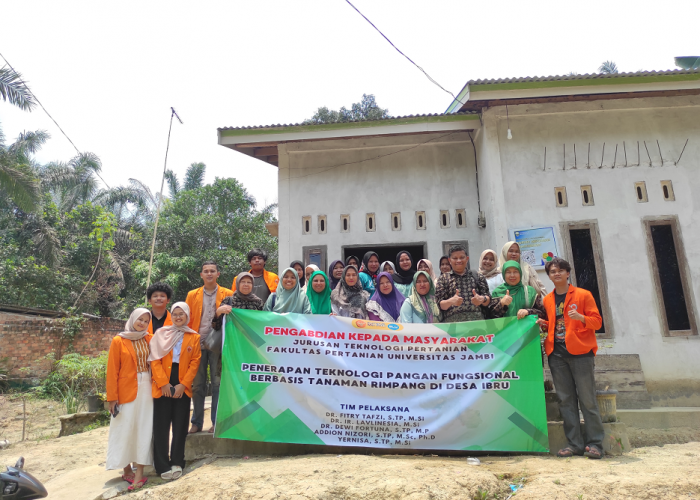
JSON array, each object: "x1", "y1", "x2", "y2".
[{"x1": 40, "y1": 352, "x2": 108, "y2": 413}]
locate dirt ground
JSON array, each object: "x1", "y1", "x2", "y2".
[
  {"x1": 1, "y1": 398, "x2": 700, "y2": 499},
  {"x1": 0, "y1": 394, "x2": 65, "y2": 444}
]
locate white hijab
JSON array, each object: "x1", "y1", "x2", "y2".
[
  {"x1": 117, "y1": 308, "x2": 152, "y2": 341},
  {"x1": 148, "y1": 302, "x2": 197, "y2": 362}
]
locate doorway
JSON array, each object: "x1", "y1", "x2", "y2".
[{"x1": 342, "y1": 243, "x2": 427, "y2": 269}]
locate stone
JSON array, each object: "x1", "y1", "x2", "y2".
[{"x1": 58, "y1": 412, "x2": 100, "y2": 437}]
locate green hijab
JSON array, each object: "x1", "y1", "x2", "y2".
[
  {"x1": 306, "y1": 270, "x2": 332, "y2": 314},
  {"x1": 491, "y1": 261, "x2": 536, "y2": 317},
  {"x1": 408, "y1": 271, "x2": 441, "y2": 323}
]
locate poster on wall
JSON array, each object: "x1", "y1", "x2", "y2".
[{"x1": 508, "y1": 226, "x2": 559, "y2": 269}]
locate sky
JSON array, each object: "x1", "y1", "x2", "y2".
[{"x1": 1, "y1": 0, "x2": 698, "y2": 209}]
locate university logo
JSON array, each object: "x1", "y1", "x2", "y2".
[{"x1": 351, "y1": 319, "x2": 404, "y2": 331}]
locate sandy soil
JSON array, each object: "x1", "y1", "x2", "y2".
[
  {"x1": 1, "y1": 399, "x2": 699, "y2": 500},
  {"x1": 0, "y1": 394, "x2": 64, "y2": 444}
]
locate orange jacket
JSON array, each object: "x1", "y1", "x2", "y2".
[
  {"x1": 542, "y1": 285, "x2": 603, "y2": 356},
  {"x1": 106, "y1": 334, "x2": 153, "y2": 404},
  {"x1": 148, "y1": 310, "x2": 172, "y2": 334},
  {"x1": 150, "y1": 332, "x2": 201, "y2": 398},
  {"x1": 231, "y1": 269, "x2": 278, "y2": 294},
  {"x1": 185, "y1": 286, "x2": 232, "y2": 333}
]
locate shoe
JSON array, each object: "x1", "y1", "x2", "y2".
[
  {"x1": 161, "y1": 469, "x2": 173, "y2": 480},
  {"x1": 171, "y1": 465, "x2": 183, "y2": 479}
]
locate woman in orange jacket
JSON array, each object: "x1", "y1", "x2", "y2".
[
  {"x1": 105, "y1": 308, "x2": 153, "y2": 491},
  {"x1": 149, "y1": 302, "x2": 201, "y2": 481}
]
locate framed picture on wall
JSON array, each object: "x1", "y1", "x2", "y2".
[{"x1": 508, "y1": 226, "x2": 559, "y2": 270}]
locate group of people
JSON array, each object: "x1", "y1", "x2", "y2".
[{"x1": 105, "y1": 242, "x2": 606, "y2": 489}]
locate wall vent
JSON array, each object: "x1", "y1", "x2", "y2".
[
  {"x1": 366, "y1": 213, "x2": 376, "y2": 232},
  {"x1": 302, "y1": 216, "x2": 311, "y2": 235},
  {"x1": 660, "y1": 180, "x2": 675, "y2": 201},
  {"x1": 440, "y1": 210, "x2": 450, "y2": 228},
  {"x1": 391, "y1": 212, "x2": 401, "y2": 231},
  {"x1": 580, "y1": 185, "x2": 594, "y2": 206},
  {"x1": 635, "y1": 182, "x2": 648, "y2": 203},
  {"x1": 318, "y1": 215, "x2": 327, "y2": 234},
  {"x1": 554, "y1": 187, "x2": 568, "y2": 207},
  {"x1": 455, "y1": 209, "x2": 466, "y2": 228},
  {"x1": 416, "y1": 211, "x2": 426, "y2": 230},
  {"x1": 340, "y1": 214, "x2": 350, "y2": 233}
]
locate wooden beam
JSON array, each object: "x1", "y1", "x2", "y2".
[
  {"x1": 234, "y1": 142, "x2": 280, "y2": 148},
  {"x1": 253, "y1": 147, "x2": 278, "y2": 157}
]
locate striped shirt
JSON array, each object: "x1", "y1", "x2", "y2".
[{"x1": 132, "y1": 337, "x2": 149, "y2": 373}]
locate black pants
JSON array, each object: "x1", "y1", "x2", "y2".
[{"x1": 153, "y1": 363, "x2": 191, "y2": 474}]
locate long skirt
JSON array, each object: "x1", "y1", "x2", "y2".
[{"x1": 105, "y1": 371, "x2": 154, "y2": 469}]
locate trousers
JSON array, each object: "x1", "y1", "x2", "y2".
[{"x1": 153, "y1": 363, "x2": 191, "y2": 474}]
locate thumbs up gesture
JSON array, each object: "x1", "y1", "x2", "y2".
[
  {"x1": 471, "y1": 289, "x2": 486, "y2": 306},
  {"x1": 500, "y1": 290, "x2": 513, "y2": 307},
  {"x1": 452, "y1": 289, "x2": 464, "y2": 307}
]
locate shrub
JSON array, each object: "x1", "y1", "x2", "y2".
[{"x1": 40, "y1": 352, "x2": 108, "y2": 413}]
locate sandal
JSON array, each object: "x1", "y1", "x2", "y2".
[
  {"x1": 121, "y1": 474, "x2": 135, "y2": 484},
  {"x1": 584, "y1": 445, "x2": 603, "y2": 459},
  {"x1": 188, "y1": 425, "x2": 200, "y2": 434},
  {"x1": 128, "y1": 478, "x2": 148, "y2": 491},
  {"x1": 208, "y1": 426, "x2": 215, "y2": 434},
  {"x1": 161, "y1": 469, "x2": 173, "y2": 480},
  {"x1": 171, "y1": 465, "x2": 183, "y2": 480},
  {"x1": 556, "y1": 447, "x2": 580, "y2": 457}
]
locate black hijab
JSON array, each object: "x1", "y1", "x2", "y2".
[
  {"x1": 345, "y1": 255, "x2": 360, "y2": 269},
  {"x1": 290, "y1": 260, "x2": 305, "y2": 287},
  {"x1": 359, "y1": 251, "x2": 379, "y2": 283},
  {"x1": 393, "y1": 250, "x2": 416, "y2": 285},
  {"x1": 328, "y1": 259, "x2": 343, "y2": 291}
]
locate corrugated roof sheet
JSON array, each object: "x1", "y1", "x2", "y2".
[
  {"x1": 217, "y1": 111, "x2": 478, "y2": 132},
  {"x1": 467, "y1": 69, "x2": 700, "y2": 86}
]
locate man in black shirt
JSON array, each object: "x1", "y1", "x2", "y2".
[{"x1": 147, "y1": 282, "x2": 173, "y2": 334}]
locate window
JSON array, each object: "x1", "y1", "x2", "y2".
[
  {"x1": 660, "y1": 180, "x2": 675, "y2": 201},
  {"x1": 318, "y1": 215, "x2": 327, "y2": 234},
  {"x1": 554, "y1": 187, "x2": 568, "y2": 207},
  {"x1": 580, "y1": 185, "x2": 594, "y2": 206},
  {"x1": 455, "y1": 209, "x2": 467, "y2": 228},
  {"x1": 559, "y1": 220, "x2": 614, "y2": 339},
  {"x1": 416, "y1": 211, "x2": 426, "y2": 230},
  {"x1": 440, "y1": 210, "x2": 450, "y2": 229},
  {"x1": 366, "y1": 213, "x2": 376, "y2": 232},
  {"x1": 644, "y1": 216, "x2": 697, "y2": 336},
  {"x1": 302, "y1": 216, "x2": 311, "y2": 235},
  {"x1": 391, "y1": 212, "x2": 401, "y2": 231},
  {"x1": 340, "y1": 214, "x2": 350, "y2": 233},
  {"x1": 635, "y1": 182, "x2": 648, "y2": 203}
]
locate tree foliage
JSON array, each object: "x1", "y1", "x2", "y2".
[
  {"x1": 302, "y1": 94, "x2": 390, "y2": 125},
  {"x1": 598, "y1": 61, "x2": 619, "y2": 74}
]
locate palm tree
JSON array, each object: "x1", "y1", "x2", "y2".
[
  {"x1": 599, "y1": 61, "x2": 619, "y2": 74},
  {"x1": 0, "y1": 66, "x2": 36, "y2": 111},
  {"x1": 165, "y1": 162, "x2": 207, "y2": 198},
  {"x1": 41, "y1": 153, "x2": 103, "y2": 212},
  {"x1": 0, "y1": 127, "x2": 46, "y2": 212}
]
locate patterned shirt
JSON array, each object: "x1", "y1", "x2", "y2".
[
  {"x1": 198, "y1": 286, "x2": 218, "y2": 340},
  {"x1": 132, "y1": 337, "x2": 149, "y2": 373},
  {"x1": 435, "y1": 270, "x2": 504, "y2": 322}
]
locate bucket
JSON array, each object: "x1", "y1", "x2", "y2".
[
  {"x1": 87, "y1": 394, "x2": 101, "y2": 413},
  {"x1": 596, "y1": 390, "x2": 618, "y2": 423}
]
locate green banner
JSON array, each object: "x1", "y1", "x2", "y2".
[{"x1": 215, "y1": 312, "x2": 548, "y2": 452}]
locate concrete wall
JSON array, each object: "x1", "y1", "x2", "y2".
[
  {"x1": 485, "y1": 95, "x2": 700, "y2": 406},
  {"x1": 277, "y1": 132, "x2": 485, "y2": 267}
]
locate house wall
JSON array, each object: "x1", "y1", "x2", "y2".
[
  {"x1": 484, "y1": 95, "x2": 700, "y2": 406},
  {"x1": 277, "y1": 132, "x2": 486, "y2": 269}
]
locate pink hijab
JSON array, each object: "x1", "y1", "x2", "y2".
[
  {"x1": 148, "y1": 302, "x2": 197, "y2": 362},
  {"x1": 417, "y1": 259, "x2": 438, "y2": 285}
]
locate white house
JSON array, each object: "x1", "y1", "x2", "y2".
[{"x1": 218, "y1": 69, "x2": 700, "y2": 407}]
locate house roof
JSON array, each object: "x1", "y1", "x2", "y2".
[{"x1": 446, "y1": 69, "x2": 700, "y2": 113}]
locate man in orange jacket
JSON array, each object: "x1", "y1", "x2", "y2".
[
  {"x1": 185, "y1": 260, "x2": 232, "y2": 434},
  {"x1": 231, "y1": 248, "x2": 278, "y2": 303},
  {"x1": 538, "y1": 257, "x2": 605, "y2": 459}
]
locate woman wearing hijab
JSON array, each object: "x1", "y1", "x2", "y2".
[
  {"x1": 345, "y1": 255, "x2": 360, "y2": 269},
  {"x1": 331, "y1": 265, "x2": 370, "y2": 318},
  {"x1": 381, "y1": 261, "x2": 396, "y2": 274},
  {"x1": 211, "y1": 272, "x2": 264, "y2": 332},
  {"x1": 306, "y1": 270, "x2": 332, "y2": 314},
  {"x1": 290, "y1": 260, "x2": 305, "y2": 289},
  {"x1": 393, "y1": 250, "x2": 416, "y2": 297},
  {"x1": 301, "y1": 264, "x2": 320, "y2": 293},
  {"x1": 439, "y1": 255, "x2": 452, "y2": 276},
  {"x1": 479, "y1": 249, "x2": 504, "y2": 293},
  {"x1": 500, "y1": 241, "x2": 547, "y2": 297},
  {"x1": 105, "y1": 308, "x2": 153, "y2": 490},
  {"x1": 492, "y1": 261, "x2": 546, "y2": 319},
  {"x1": 328, "y1": 260, "x2": 344, "y2": 291},
  {"x1": 264, "y1": 267, "x2": 311, "y2": 314},
  {"x1": 366, "y1": 272, "x2": 406, "y2": 322},
  {"x1": 417, "y1": 259, "x2": 438, "y2": 286},
  {"x1": 358, "y1": 251, "x2": 380, "y2": 294},
  {"x1": 400, "y1": 271, "x2": 442, "y2": 324},
  {"x1": 150, "y1": 303, "x2": 201, "y2": 482}
]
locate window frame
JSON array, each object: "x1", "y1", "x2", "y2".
[
  {"x1": 558, "y1": 220, "x2": 614, "y2": 339},
  {"x1": 642, "y1": 215, "x2": 698, "y2": 337}
]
